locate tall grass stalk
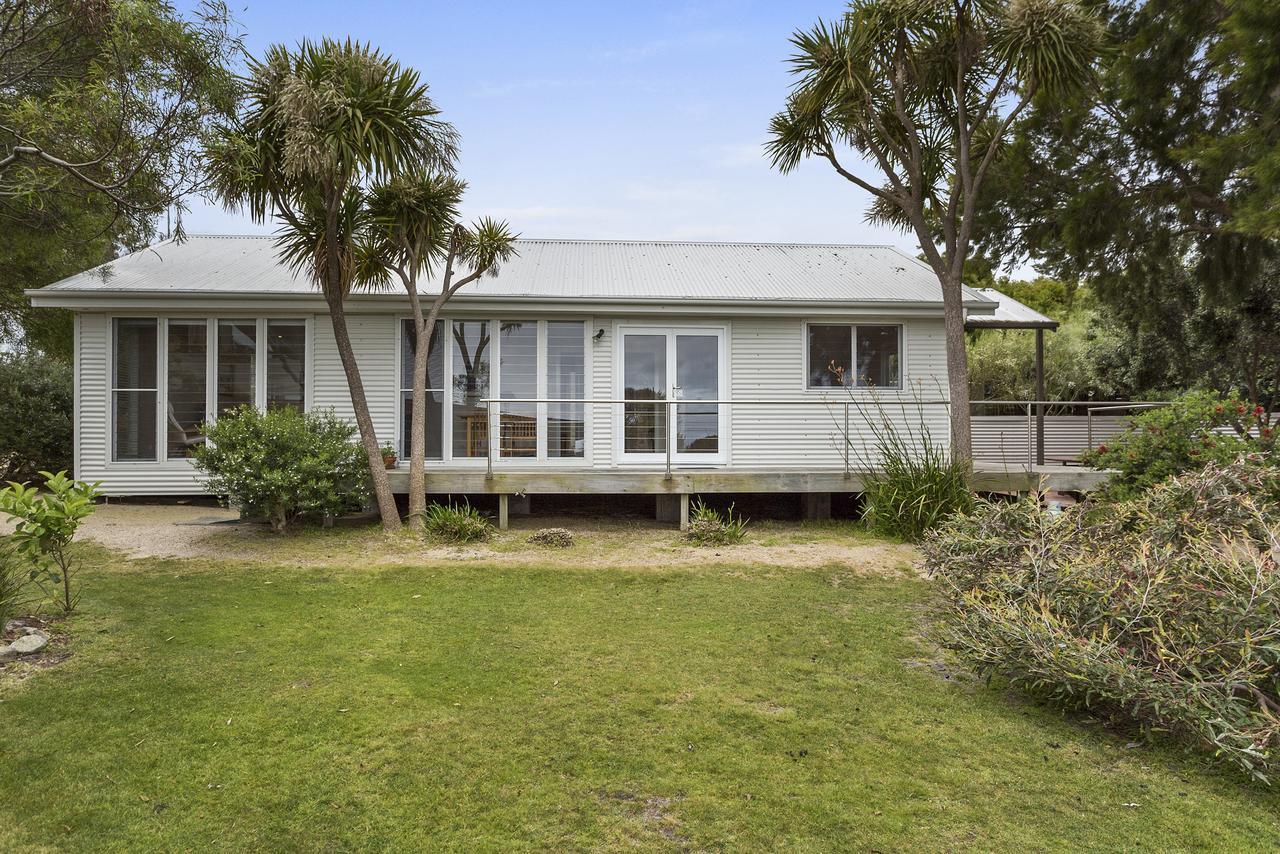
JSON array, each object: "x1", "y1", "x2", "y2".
[{"x1": 841, "y1": 383, "x2": 973, "y2": 541}]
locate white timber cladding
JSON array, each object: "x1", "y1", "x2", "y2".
[
  {"x1": 730, "y1": 315, "x2": 951, "y2": 470},
  {"x1": 74, "y1": 308, "x2": 951, "y2": 495}
]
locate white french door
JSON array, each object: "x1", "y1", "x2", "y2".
[{"x1": 616, "y1": 326, "x2": 727, "y2": 464}]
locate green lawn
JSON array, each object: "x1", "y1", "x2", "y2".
[{"x1": 2, "y1": 543, "x2": 1278, "y2": 851}]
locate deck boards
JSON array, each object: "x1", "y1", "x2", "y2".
[{"x1": 390, "y1": 463, "x2": 1112, "y2": 496}]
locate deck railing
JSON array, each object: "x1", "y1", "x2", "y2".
[{"x1": 474, "y1": 397, "x2": 1173, "y2": 480}]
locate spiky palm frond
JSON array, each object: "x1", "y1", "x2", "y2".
[
  {"x1": 456, "y1": 217, "x2": 520, "y2": 279},
  {"x1": 205, "y1": 38, "x2": 461, "y2": 302},
  {"x1": 271, "y1": 186, "x2": 392, "y2": 298},
  {"x1": 364, "y1": 172, "x2": 466, "y2": 275}
]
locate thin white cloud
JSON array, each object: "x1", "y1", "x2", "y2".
[
  {"x1": 709, "y1": 141, "x2": 768, "y2": 168},
  {"x1": 467, "y1": 77, "x2": 585, "y2": 99},
  {"x1": 595, "y1": 29, "x2": 737, "y2": 63},
  {"x1": 621, "y1": 180, "x2": 717, "y2": 204}
]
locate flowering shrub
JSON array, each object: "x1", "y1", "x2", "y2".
[
  {"x1": 1081, "y1": 391, "x2": 1275, "y2": 500},
  {"x1": 925, "y1": 460, "x2": 1280, "y2": 782},
  {"x1": 193, "y1": 406, "x2": 369, "y2": 532}
]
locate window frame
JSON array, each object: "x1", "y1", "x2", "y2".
[
  {"x1": 107, "y1": 314, "x2": 311, "y2": 467},
  {"x1": 395, "y1": 316, "x2": 592, "y2": 467},
  {"x1": 110, "y1": 316, "x2": 161, "y2": 463},
  {"x1": 802, "y1": 321, "x2": 905, "y2": 391}
]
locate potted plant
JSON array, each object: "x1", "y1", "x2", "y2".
[{"x1": 380, "y1": 443, "x2": 398, "y2": 470}]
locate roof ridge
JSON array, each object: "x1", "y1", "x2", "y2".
[{"x1": 182, "y1": 233, "x2": 900, "y2": 250}]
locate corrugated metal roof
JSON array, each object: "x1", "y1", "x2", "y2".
[
  {"x1": 34, "y1": 235, "x2": 995, "y2": 307},
  {"x1": 965, "y1": 288, "x2": 1058, "y2": 329}
]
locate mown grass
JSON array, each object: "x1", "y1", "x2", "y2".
[{"x1": 1, "y1": 545, "x2": 1278, "y2": 851}]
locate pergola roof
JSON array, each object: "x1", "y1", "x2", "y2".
[{"x1": 965, "y1": 287, "x2": 1059, "y2": 330}]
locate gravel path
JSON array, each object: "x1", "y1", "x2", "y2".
[{"x1": 0, "y1": 502, "x2": 243, "y2": 560}]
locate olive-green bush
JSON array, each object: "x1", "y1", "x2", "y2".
[
  {"x1": 926, "y1": 459, "x2": 1280, "y2": 782},
  {"x1": 193, "y1": 406, "x2": 368, "y2": 532}
]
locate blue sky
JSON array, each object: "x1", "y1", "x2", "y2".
[{"x1": 184, "y1": 1, "x2": 917, "y2": 252}]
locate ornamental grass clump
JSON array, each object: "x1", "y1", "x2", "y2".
[
  {"x1": 925, "y1": 459, "x2": 1280, "y2": 782},
  {"x1": 684, "y1": 500, "x2": 748, "y2": 546},
  {"x1": 420, "y1": 502, "x2": 492, "y2": 544},
  {"x1": 849, "y1": 391, "x2": 972, "y2": 542}
]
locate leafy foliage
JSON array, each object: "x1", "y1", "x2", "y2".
[
  {"x1": 192, "y1": 406, "x2": 369, "y2": 533},
  {"x1": 2, "y1": 1, "x2": 242, "y2": 355},
  {"x1": 0, "y1": 471, "x2": 101, "y2": 613},
  {"x1": 0, "y1": 351, "x2": 72, "y2": 482},
  {"x1": 766, "y1": 0, "x2": 1104, "y2": 459},
  {"x1": 684, "y1": 500, "x2": 749, "y2": 546},
  {"x1": 204, "y1": 37, "x2": 467, "y2": 530},
  {"x1": 926, "y1": 460, "x2": 1280, "y2": 782},
  {"x1": 1081, "y1": 391, "x2": 1276, "y2": 501},
  {"x1": 420, "y1": 501, "x2": 492, "y2": 544},
  {"x1": 975, "y1": 2, "x2": 1280, "y2": 408}
]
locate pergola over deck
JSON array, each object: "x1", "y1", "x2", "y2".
[{"x1": 965, "y1": 288, "x2": 1060, "y2": 465}]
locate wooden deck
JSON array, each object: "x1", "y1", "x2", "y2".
[{"x1": 389, "y1": 463, "x2": 1112, "y2": 497}]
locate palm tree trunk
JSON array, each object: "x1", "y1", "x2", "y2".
[
  {"x1": 405, "y1": 286, "x2": 445, "y2": 530},
  {"x1": 327, "y1": 293, "x2": 401, "y2": 530},
  {"x1": 940, "y1": 273, "x2": 973, "y2": 466}
]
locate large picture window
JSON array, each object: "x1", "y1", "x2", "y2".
[
  {"x1": 266, "y1": 320, "x2": 306, "y2": 411},
  {"x1": 166, "y1": 320, "x2": 207, "y2": 458},
  {"x1": 546, "y1": 321, "x2": 585, "y2": 458},
  {"x1": 452, "y1": 320, "x2": 490, "y2": 458},
  {"x1": 499, "y1": 322, "x2": 538, "y2": 457},
  {"x1": 806, "y1": 323, "x2": 901, "y2": 389},
  {"x1": 111, "y1": 316, "x2": 308, "y2": 465},
  {"x1": 399, "y1": 319, "x2": 444, "y2": 460},
  {"x1": 397, "y1": 318, "x2": 587, "y2": 463},
  {"x1": 113, "y1": 318, "x2": 158, "y2": 461},
  {"x1": 217, "y1": 319, "x2": 256, "y2": 415}
]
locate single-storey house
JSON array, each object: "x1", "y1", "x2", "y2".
[{"x1": 30, "y1": 235, "x2": 1049, "y2": 520}]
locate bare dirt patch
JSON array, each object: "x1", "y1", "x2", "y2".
[{"x1": 5, "y1": 502, "x2": 923, "y2": 575}]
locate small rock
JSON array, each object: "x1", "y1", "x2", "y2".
[
  {"x1": 0, "y1": 645, "x2": 16, "y2": 663},
  {"x1": 4, "y1": 619, "x2": 21, "y2": 634},
  {"x1": 10, "y1": 631, "x2": 48, "y2": 655}
]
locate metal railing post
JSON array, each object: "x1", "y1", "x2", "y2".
[
  {"x1": 843, "y1": 401, "x2": 850, "y2": 479},
  {"x1": 1087, "y1": 406, "x2": 1093, "y2": 450},
  {"x1": 664, "y1": 398, "x2": 674, "y2": 481},
  {"x1": 485, "y1": 399, "x2": 494, "y2": 480},
  {"x1": 1026, "y1": 402, "x2": 1034, "y2": 469}
]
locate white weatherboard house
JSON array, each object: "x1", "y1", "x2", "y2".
[{"x1": 30, "y1": 235, "x2": 1017, "y2": 522}]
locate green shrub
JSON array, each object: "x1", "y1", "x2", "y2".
[
  {"x1": 0, "y1": 352, "x2": 72, "y2": 482},
  {"x1": 1081, "y1": 390, "x2": 1276, "y2": 501},
  {"x1": 853, "y1": 400, "x2": 972, "y2": 542},
  {"x1": 0, "y1": 471, "x2": 102, "y2": 614},
  {"x1": 193, "y1": 406, "x2": 369, "y2": 532},
  {"x1": 421, "y1": 502, "x2": 492, "y2": 543},
  {"x1": 684, "y1": 500, "x2": 748, "y2": 546},
  {"x1": 925, "y1": 459, "x2": 1280, "y2": 782}
]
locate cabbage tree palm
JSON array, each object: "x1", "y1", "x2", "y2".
[
  {"x1": 361, "y1": 174, "x2": 517, "y2": 528},
  {"x1": 205, "y1": 39, "x2": 458, "y2": 529},
  {"x1": 766, "y1": 0, "x2": 1103, "y2": 462}
]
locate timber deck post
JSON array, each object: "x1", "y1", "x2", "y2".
[
  {"x1": 498, "y1": 494, "x2": 509, "y2": 530},
  {"x1": 680, "y1": 493, "x2": 690, "y2": 531}
]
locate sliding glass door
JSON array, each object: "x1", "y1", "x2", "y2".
[{"x1": 619, "y1": 327, "x2": 726, "y2": 463}]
